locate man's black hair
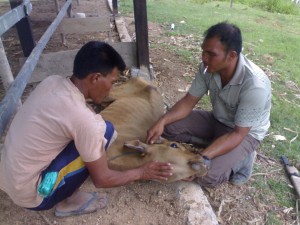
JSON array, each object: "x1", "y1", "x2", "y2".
[
  {"x1": 204, "y1": 22, "x2": 242, "y2": 55},
  {"x1": 73, "y1": 41, "x2": 126, "y2": 79}
]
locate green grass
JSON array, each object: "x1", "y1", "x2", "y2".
[
  {"x1": 120, "y1": 0, "x2": 300, "y2": 159},
  {"x1": 252, "y1": 176, "x2": 282, "y2": 224},
  {"x1": 120, "y1": 0, "x2": 300, "y2": 221},
  {"x1": 120, "y1": 0, "x2": 300, "y2": 223}
]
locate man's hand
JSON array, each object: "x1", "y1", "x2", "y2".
[
  {"x1": 139, "y1": 161, "x2": 173, "y2": 181},
  {"x1": 147, "y1": 93, "x2": 200, "y2": 145},
  {"x1": 146, "y1": 119, "x2": 165, "y2": 144}
]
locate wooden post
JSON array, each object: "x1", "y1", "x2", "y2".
[
  {"x1": 112, "y1": 0, "x2": 118, "y2": 16},
  {"x1": 67, "y1": 1, "x2": 72, "y2": 18},
  {"x1": 54, "y1": 0, "x2": 73, "y2": 44},
  {"x1": 54, "y1": 0, "x2": 66, "y2": 44},
  {"x1": 9, "y1": 0, "x2": 35, "y2": 57},
  {"x1": 133, "y1": 0, "x2": 152, "y2": 80}
]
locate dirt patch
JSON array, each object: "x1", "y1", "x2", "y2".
[
  {"x1": 0, "y1": 0, "x2": 298, "y2": 225},
  {"x1": 0, "y1": 179, "x2": 187, "y2": 225},
  {"x1": 0, "y1": 1, "x2": 188, "y2": 225}
]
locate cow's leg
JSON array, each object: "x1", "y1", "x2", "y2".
[{"x1": 162, "y1": 110, "x2": 215, "y2": 146}]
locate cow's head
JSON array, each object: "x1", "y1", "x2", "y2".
[{"x1": 123, "y1": 139, "x2": 209, "y2": 183}]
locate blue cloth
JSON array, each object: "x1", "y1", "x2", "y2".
[
  {"x1": 104, "y1": 121, "x2": 114, "y2": 149},
  {"x1": 28, "y1": 121, "x2": 115, "y2": 210}
]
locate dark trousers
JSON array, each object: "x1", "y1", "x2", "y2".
[
  {"x1": 163, "y1": 110, "x2": 260, "y2": 187},
  {"x1": 29, "y1": 121, "x2": 115, "y2": 210}
]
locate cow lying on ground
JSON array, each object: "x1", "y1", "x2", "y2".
[{"x1": 100, "y1": 77, "x2": 208, "y2": 183}]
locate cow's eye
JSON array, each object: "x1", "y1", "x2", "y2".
[{"x1": 170, "y1": 143, "x2": 178, "y2": 148}]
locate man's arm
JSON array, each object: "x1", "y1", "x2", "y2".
[
  {"x1": 146, "y1": 93, "x2": 200, "y2": 144},
  {"x1": 201, "y1": 125, "x2": 251, "y2": 159},
  {"x1": 85, "y1": 152, "x2": 173, "y2": 188}
]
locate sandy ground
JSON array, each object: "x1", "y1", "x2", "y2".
[
  {"x1": 0, "y1": 0, "x2": 298, "y2": 224},
  {"x1": 0, "y1": 1, "x2": 201, "y2": 225}
]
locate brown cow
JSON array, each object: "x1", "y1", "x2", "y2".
[{"x1": 100, "y1": 77, "x2": 208, "y2": 183}]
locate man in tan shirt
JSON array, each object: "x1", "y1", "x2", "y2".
[{"x1": 0, "y1": 41, "x2": 173, "y2": 217}]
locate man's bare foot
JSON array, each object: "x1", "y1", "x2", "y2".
[{"x1": 54, "y1": 191, "x2": 107, "y2": 217}]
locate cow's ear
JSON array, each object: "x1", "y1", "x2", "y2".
[{"x1": 124, "y1": 140, "x2": 147, "y2": 153}]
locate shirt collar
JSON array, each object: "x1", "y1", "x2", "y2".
[{"x1": 228, "y1": 53, "x2": 245, "y2": 85}]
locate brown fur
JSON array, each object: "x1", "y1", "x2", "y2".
[{"x1": 101, "y1": 77, "x2": 208, "y2": 183}]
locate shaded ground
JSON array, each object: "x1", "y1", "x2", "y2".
[{"x1": 0, "y1": 0, "x2": 298, "y2": 224}]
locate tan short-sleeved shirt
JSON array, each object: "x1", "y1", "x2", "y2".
[
  {"x1": 0, "y1": 75, "x2": 107, "y2": 207},
  {"x1": 189, "y1": 54, "x2": 271, "y2": 141}
]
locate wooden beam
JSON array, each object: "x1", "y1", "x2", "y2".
[
  {"x1": 9, "y1": 0, "x2": 35, "y2": 57},
  {"x1": 112, "y1": 0, "x2": 118, "y2": 15},
  {"x1": 24, "y1": 43, "x2": 137, "y2": 83},
  {"x1": 133, "y1": 0, "x2": 152, "y2": 79},
  {"x1": 58, "y1": 17, "x2": 111, "y2": 34},
  {"x1": 115, "y1": 16, "x2": 132, "y2": 42}
]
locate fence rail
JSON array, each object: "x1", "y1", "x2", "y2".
[
  {"x1": 0, "y1": 0, "x2": 32, "y2": 36},
  {"x1": 0, "y1": 0, "x2": 73, "y2": 136},
  {"x1": 0, "y1": 0, "x2": 151, "y2": 137}
]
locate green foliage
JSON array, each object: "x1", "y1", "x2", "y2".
[
  {"x1": 121, "y1": 0, "x2": 300, "y2": 15},
  {"x1": 268, "y1": 179, "x2": 294, "y2": 206},
  {"x1": 265, "y1": 212, "x2": 283, "y2": 225},
  {"x1": 239, "y1": 0, "x2": 299, "y2": 14},
  {"x1": 251, "y1": 168, "x2": 294, "y2": 223},
  {"x1": 190, "y1": 0, "x2": 300, "y2": 15}
]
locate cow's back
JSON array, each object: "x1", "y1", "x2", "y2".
[{"x1": 101, "y1": 77, "x2": 165, "y2": 169}]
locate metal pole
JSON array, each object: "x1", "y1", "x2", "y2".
[
  {"x1": 0, "y1": 38, "x2": 14, "y2": 90},
  {"x1": 0, "y1": 0, "x2": 73, "y2": 136}
]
